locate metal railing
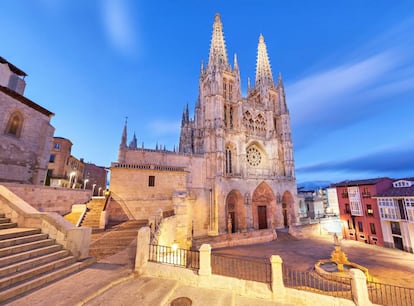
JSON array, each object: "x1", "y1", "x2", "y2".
[
  {"x1": 368, "y1": 280, "x2": 414, "y2": 306},
  {"x1": 283, "y1": 265, "x2": 352, "y2": 300},
  {"x1": 211, "y1": 254, "x2": 271, "y2": 284},
  {"x1": 148, "y1": 244, "x2": 199, "y2": 270}
]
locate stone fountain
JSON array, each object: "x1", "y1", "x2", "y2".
[{"x1": 315, "y1": 234, "x2": 372, "y2": 281}]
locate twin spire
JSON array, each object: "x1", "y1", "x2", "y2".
[
  {"x1": 255, "y1": 34, "x2": 274, "y2": 87},
  {"x1": 208, "y1": 13, "x2": 229, "y2": 71},
  {"x1": 207, "y1": 13, "x2": 275, "y2": 88}
]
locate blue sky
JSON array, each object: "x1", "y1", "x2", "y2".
[{"x1": 1, "y1": 1, "x2": 414, "y2": 184}]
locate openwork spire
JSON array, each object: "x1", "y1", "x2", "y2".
[
  {"x1": 120, "y1": 117, "x2": 128, "y2": 148},
  {"x1": 255, "y1": 34, "x2": 274, "y2": 88},
  {"x1": 207, "y1": 13, "x2": 229, "y2": 70}
]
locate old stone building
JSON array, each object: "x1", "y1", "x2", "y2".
[
  {"x1": 0, "y1": 56, "x2": 54, "y2": 185},
  {"x1": 110, "y1": 14, "x2": 298, "y2": 243}
]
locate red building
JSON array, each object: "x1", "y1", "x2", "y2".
[{"x1": 332, "y1": 178, "x2": 393, "y2": 246}]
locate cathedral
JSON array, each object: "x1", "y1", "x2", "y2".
[{"x1": 110, "y1": 14, "x2": 298, "y2": 245}]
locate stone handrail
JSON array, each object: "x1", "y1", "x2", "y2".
[{"x1": 0, "y1": 185, "x2": 91, "y2": 260}]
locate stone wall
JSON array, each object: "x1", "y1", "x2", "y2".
[
  {"x1": 0, "y1": 185, "x2": 91, "y2": 259},
  {"x1": 0, "y1": 88, "x2": 54, "y2": 185},
  {"x1": 1, "y1": 183, "x2": 91, "y2": 215}
]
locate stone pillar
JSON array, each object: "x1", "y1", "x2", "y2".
[
  {"x1": 350, "y1": 269, "x2": 372, "y2": 306},
  {"x1": 135, "y1": 226, "x2": 150, "y2": 275},
  {"x1": 173, "y1": 191, "x2": 188, "y2": 248},
  {"x1": 198, "y1": 244, "x2": 212, "y2": 276},
  {"x1": 270, "y1": 255, "x2": 286, "y2": 300}
]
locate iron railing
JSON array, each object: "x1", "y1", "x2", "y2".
[
  {"x1": 368, "y1": 280, "x2": 414, "y2": 306},
  {"x1": 211, "y1": 254, "x2": 271, "y2": 284},
  {"x1": 283, "y1": 265, "x2": 352, "y2": 300},
  {"x1": 148, "y1": 244, "x2": 199, "y2": 270}
]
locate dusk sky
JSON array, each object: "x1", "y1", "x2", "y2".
[{"x1": 2, "y1": 1, "x2": 414, "y2": 184}]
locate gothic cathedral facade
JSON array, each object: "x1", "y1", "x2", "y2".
[{"x1": 110, "y1": 14, "x2": 298, "y2": 242}]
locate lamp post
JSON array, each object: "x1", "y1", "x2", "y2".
[{"x1": 83, "y1": 179, "x2": 89, "y2": 190}]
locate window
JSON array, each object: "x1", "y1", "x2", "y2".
[
  {"x1": 5, "y1": 112, "x2": 23, "y2": 137},
  {"x1": 345, "y1": 204, "x2": 351, "y2": 214},
  {"x1": 370, "y1": 223, "x2": 376, "y2": 235},
  {"x1": 49, "y1": 155, "x2": 55, "y2": 163},
  {"x1": 391, "y1": 222, "x2": 401, "y2": 235},
  {"x1": 225, "y1": 147, "x2": 232, "y2": 174},
  {"x1": 54, "y1": 143, "x2": 61, "y2": 150},
  {"x1": 358, "y1": 221, "x2": 363, "y2": 232},
  {"x1": 148, "y1": 176, "x2": 155, "y2": 187},
  {"x1": 366, "y1": 204, "x2": 374, "y2": 216}
]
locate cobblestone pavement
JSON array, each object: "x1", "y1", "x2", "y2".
[{"x1": 212, "y1": 233, "x2": 414, "y2": 288}]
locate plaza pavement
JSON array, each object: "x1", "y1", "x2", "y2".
[{"x1": 4, "y1": 231, "x2": 414, "y2": 305}]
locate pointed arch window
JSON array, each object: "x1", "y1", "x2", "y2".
[
  {"x1": 5, "y1": 111, "x2": 24, "y2": 138},
  {"x1": 229, "y1": 106, "x2": 233, "y2": 129},
  {"x1": 225, "y1": 146, "x2": 232, "y2": 174}
]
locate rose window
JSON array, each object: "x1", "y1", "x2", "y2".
[{"x1": 246, "y1": 147, "x2": 262, "y2": 167}]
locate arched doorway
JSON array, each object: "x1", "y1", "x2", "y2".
[
  {"x1": 282, "y1": 191, "x2": 295, "y2": 228},
  {"x1": 225, "y1": 190, "x2": 245, "y2": 233},
  {"x1": 252, "y1": 182, "x2": 276, "y2": 230}
]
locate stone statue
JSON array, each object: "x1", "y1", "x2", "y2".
[{"x1": 227, "y1": 213, "x2": 232, "y2": 234}]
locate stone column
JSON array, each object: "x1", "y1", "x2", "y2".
[
  {"x1": 198, "y1": 244, "x2": 213, "y2": 288},
  {"x1": 270, "y1": 255, "x2": 286, "y2": 300},
  {"x1": 350, "y1": 269, "x2": 372, "y2": 306},
  {"x1": 173, "y1": 191, "x2": 188, "y2": 248},
  {"x1": 198, "y1": 244, "x2": 212, "y2": 276},
  {"x1": 135, "y1": 227, "x2": 150, "y2": 275}
]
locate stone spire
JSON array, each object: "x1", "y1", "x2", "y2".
[
  {"x1": 120, "y1": 117, "x2": 128, "y2": 148},
  {"x1": 278, "y1": 72, "x2": 288, "y2": 114},
  {"x1": 129, "y1": 132, "x2": 137, "y2": 149},
  {"x1": 207, "y1": 13, "x2": 229, "y2": 71},
  {"x1": 255, "y1": 34, "x2": 274, "y2": 88}
]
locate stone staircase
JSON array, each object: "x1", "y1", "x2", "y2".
[
  {"x1": 89, "y1": 220, "x2": 147, "y2": 260},
  {"x1": 0, "y1": 212, "x2": 93, "y2": 302},
  {"x1": 79, "y1": 198, "x2": 106, "y2": 230}
]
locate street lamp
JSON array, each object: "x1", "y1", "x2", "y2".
[{"x1": 83, "y1": 179, "x2": 89, "y2": 190}]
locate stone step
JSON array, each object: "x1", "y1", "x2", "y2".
[
  {"x1": 0, "y1": 217, "x2": 11, "y2": 224},
  {"x1": 0, "y1": 256, "x2": 76, "y2": 290},
  {"x1": 0, "y1": 257, "x2": 95, "y2": 303},
  {"x1": 0, "y1": 213, "x2": 5, "y2": 218},
  {"x1": 0, "y1": 233, "x2": 49, "y2": 249},
  {"x1": 0, "y1": 223, "x2": 18, "y2": 230},
  {"x1": 0, "y1": 238, "x2": 55, "y2": 258},
  {"x1": 0, "y1": 245, "x2": 62, "y2": 269},
  {"x1": 0, "y1": 228, "x2": 42, "y2": 241},
  {"x1": 0, "y1": 250, "x2": 70, "y2": 277}
]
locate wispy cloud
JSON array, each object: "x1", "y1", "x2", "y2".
[
  {"x1": 297, "y1": 143, "x2": 414, "y2": 177},
  {"x1": 287, "y1": 17, "x2": 414, "y2": 150},
  {"x1": 147, "y1": 119, "x2": 181, "y2": 136},
  {"x1": 101, "y1": 0, "x2": 137, "y2": 56}
]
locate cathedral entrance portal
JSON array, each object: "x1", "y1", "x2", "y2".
[
  {"x1": 258, "y1": 205, "x2": 267, "y2": 229},
  {"x1": 282, "y1": 191, "x2": 295, "y2": 228},
  {"x1": 252, "y1": 182, "x2": 276, "y2": 230},
  {"x1": 282, "y1": 203, "x2": 288, "y2": 228},
  {"x1": 225, "y1": 190, "x2": 245, "y2": 233}
]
